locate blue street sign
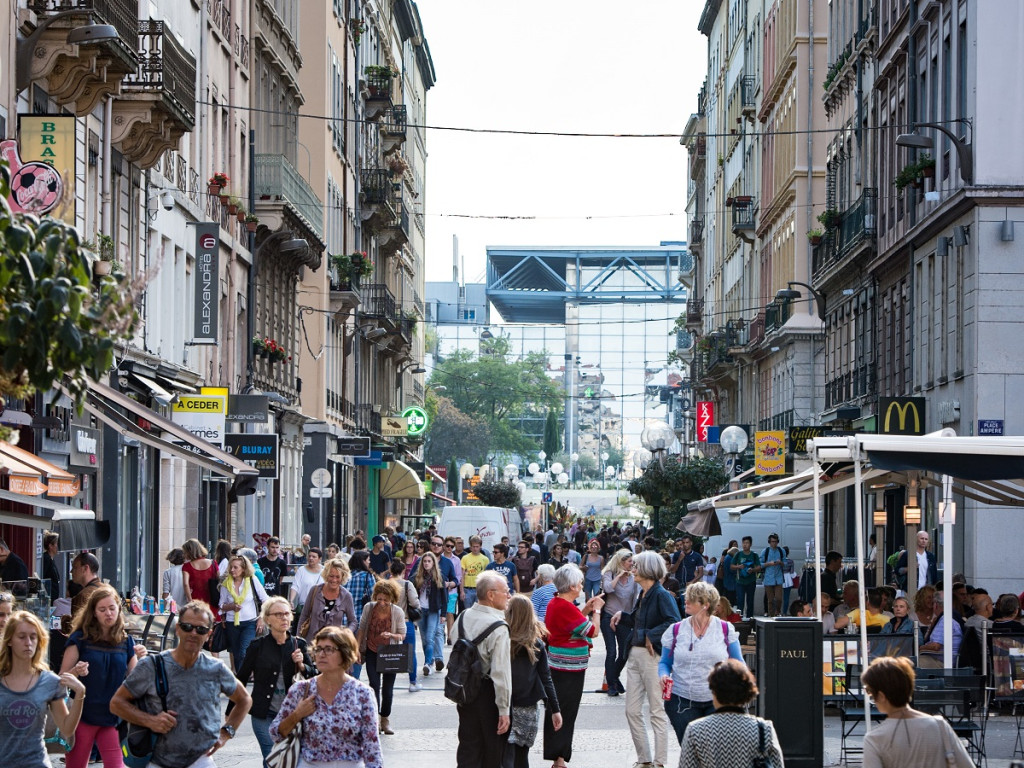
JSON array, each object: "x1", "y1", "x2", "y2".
[
  {"x1": 978, "y1": 419, "x2": 1004, "y2": 436},
  {"x1": 354, "y1": 450, "x2": 384, "y2": 466},
  {"x1": 706, "y1": 426, "x2": 720, "y2": 444},
  {"x1": 542, "y1": 492, "x2": 553, "y2": 503}
]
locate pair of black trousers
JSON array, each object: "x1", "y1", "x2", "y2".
[
  {"x1": 457, "y1": 678, "x2": 508, "y2": 767},
  {"x1": 364, "y1": 649, "x2": 396, "y2": 717},
  {"x1": 544, "y1": 668, "x2": 585, "y2": 761}
]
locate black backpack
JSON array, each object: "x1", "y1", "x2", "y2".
[{"x1": 444, "y1": 612, "x2": 507, "y2": 706}]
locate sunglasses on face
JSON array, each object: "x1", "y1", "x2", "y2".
[{"x1": 179, "y1": 622, "x2": 212, "y2": 635}]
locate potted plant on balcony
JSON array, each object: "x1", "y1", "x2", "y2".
[
  {"x1": 917, "y1": 153, "x2": 935, "y2": 179},
  {"x1": 266, "y1": 339, "x2": 288, "y2": 363},
  {"x1": 894, "y1": 162, "x2": 920, "y2": 193},
  {"x1": 252, "y1": 335, "x2": 268, "y2": 358},
  {"x1": 807, "y1": 228, "x2": 824, "y2": 245},
  {"x1": 365, "y1": 65, "x2": 396, "y2": 97},
  {"x1": 236, "y1": 205, "x2": 247, "y2": 223},
  {"x1": 227, "y1": 197, "x2": 240, "y2": 216},
  {"x1": 817, "y1": 209, "x2": 841, "y2": 230},
  {"x1": 351, "y1": 18, "x2": 366, "y2": 45},
  {"x1": 387, "y1": 153, "x2": 409, "y2": 176},
  {"x1": 208, "y1": 173, "x2": 229, "y2": 196},
  {"x1": 245, "y1": 213, "x2": 259, "y2": 233}
]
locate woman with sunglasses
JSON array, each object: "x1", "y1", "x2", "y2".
[
  {"x1": 237, "y1": 596, "x2": 315, "y2": 765},
  {"x1": 271, "y1": 626, "x2": 382, "y2": 768}
]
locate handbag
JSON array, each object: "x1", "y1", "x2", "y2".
[
  {"x1": 751, "y1": 720, "x2": 768, "y2": 768},
  {"x1": 44, "y1": 700, "x2": 74, "y2": 753},
  {"x1": 265, "y1": 681, "x2": 309, "y2": 768},
  {"x1": 121, "y1": 653, "x2": 168, "y2": 768},
  {"x1": 405, "y1": 582, "x2": 421, "y2": 622},
  {"x1": 376, "y1": 642, "x2": 410, "y2": 674},
  {"x1": 207, "y1": 620, "x2": 229, "y2": 653}
]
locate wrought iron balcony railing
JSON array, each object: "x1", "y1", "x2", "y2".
[
  {"x1": 764, "y1": 299, "x2": 793, "y2": 333},
  {"x1": 812, "y1": 189, "x2": 877, "y2": 277},
  {"x1": 741, "y1": 75, "x2": 756, "y2": 112},
  {"x1": 382, "y1": 105, "x2": 407, "y2": 137},
  {"x1": 361, "y1": 283, "x2": 398, "y2": 328},
  {"x1": 731, "y1": 197, "x2": 756, "y2": 231},
  {"x1": 123, "y1": 20, "x2": 197, "y2": 129},
  {"x1": 689, "y1": 215, "x2": 705, "y2": 245},
  {"x1": 360, "y1": 169, "x2": 394, "y2": 206}
]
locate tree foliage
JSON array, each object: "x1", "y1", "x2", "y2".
[
  {"x1": 429, "y1": 348, "x2": 563, "y2": 456},
  {"x1": 626, "y1": 456, "x2": 730, "y2": 539},
  {"x1": 424, "y1": 396, "x2": 492, "y2": 466},
  {"x1": 469, "y1": 477, "x2": 522, "y2": 508},
  {"x1": 0, "y1": 164, "x2": 137, "y2": 440}
]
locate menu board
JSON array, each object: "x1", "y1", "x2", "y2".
[{"x1": 990, "y1": 635, "x2": 1024, "y2": 699}]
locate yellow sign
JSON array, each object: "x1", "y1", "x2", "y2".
[
  {"x1": 382, "y1": 416, "x2": 408, "y2": 438},
  {"x1": 754, "y1": 430, "x2": 786, "y2": 476},
  {"x1": 879, "y1": 397, "x2": 926, "y2": 435},
  {"x1": 13, "y1": 115, "x2": 76, "y2": 222},
  {"x1": 173, "y1": 396, "x2": 227, "y2": 414}
]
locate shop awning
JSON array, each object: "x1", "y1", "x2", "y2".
[
  {"x1": 0, "y1": 442, "x2": 79, "y2": 497},
  {"x1": 0, "y1": 489, "x2": 107, "y2": 549},
  {"x1": 430, "y1": 491, "x2": 457, "y2": 505},
  {"x1": 380, "y1": 460, "x2": 426, "y2": 499},
  {"x1": 75, "y1": 380, "x2": 258, "y2": 496},
  {"x1": 130, "y1": 373, "x2": 175, "y2": 406}
]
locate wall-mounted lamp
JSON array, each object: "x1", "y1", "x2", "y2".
[
  {"x1": 903, "y1": 504, "x2": 922, "y2": 525},
  {"x1": 364, "y1": 328, "x2": 387, "y2": 341},
  {"x1": 895, "y1": 120, "x2": 974, "y2": 184},
  {"x1": 953, "y1": 225, "x2": 969, "y2": 247},
  {"x1": 15, "y1": 11, "x2": 119, "y2": 93},
  {"x1": 775, "y1": 281, "x2": 826, "y2": 321},
  {"x1": 1002, "y1": 219, "x2": 1015, "y2": 242},
  {"x1": 873, "y1": 509, "x2": 887, "y2": 526},
  {"x1": 936, "y1": 236, "x2": 950, "y2": 258}
]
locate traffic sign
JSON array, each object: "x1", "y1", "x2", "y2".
[
  {"x1": 311, "y1": 468, "x2": 331, "y2": 488},
  {"x1": 309, "y1": 487, "x2": 333, "y2": 498},
  {"x1": 542, "y1": 492, "x2": 553, "y2": 503}
]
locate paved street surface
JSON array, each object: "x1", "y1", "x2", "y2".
[{"x1": 209, "y1": 640, "x2": 1024, "y2": 767}]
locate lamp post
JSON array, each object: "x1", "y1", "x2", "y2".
[
  {"x1": 896, "y1": 120, "x2": 973, "y2": 184},
  {"x1": 600, "y1": 451, "x2": 609, "y2": 489},
  {"x1": 640, "y1": 422, "x2": 674, "y2": 537},
  {"x1": 719, "y1": 425, "x2": 749, "y2": 483},
  {"x1": 775, "y1": 281, "x2": 826, "y2": 321}
]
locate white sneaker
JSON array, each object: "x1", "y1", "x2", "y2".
[{"x1": 408, "y1": 682, "x2": 422, "y2": 692}]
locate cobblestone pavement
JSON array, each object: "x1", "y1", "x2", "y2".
[{"x1": 204, "y1": 641, "x2": 1023, "y2": 767}]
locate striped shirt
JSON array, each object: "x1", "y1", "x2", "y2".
[
  {"x1": 531, "y1": 584, "x2": 557, "y2": 621},
  {"x1": 544, "y1": 595, "x2": 596, "y2": 672}
]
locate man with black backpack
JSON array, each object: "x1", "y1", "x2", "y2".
[{"x1": 448, "y1": 571, "x2": 511, "y2": 767}]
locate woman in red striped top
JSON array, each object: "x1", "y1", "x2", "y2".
[{"x1": 543, "y1": 565, "x2": 604, "y2": 768}]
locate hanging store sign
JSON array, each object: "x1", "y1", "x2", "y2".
[
  {"x1": 224, "y1": 434, "x2": 279, "y2": 479},
  {"x1": 69, "y1": 426, "x2": 99, "y2": 471},
  {"x1": 4, "y1": 115, "x2": 76, "y2": 221},
  {"x1": 878, "y1": 397, "x2": 926, "y2": 436},
  {"x1": 192, "y1": 223, "x2": 219, "y2": 344},
  {"x1": 754, "y1": 431, "x2": 786, "y2": 476},
  {"x1": 696, "y1": 401, "x2": 714, "y2": 442},
  {"x1": 171, "y1": 393, "x2": 227, "y2": 447},
  {"x1": 402, "y1": 405, "x2": 429, "y2": 436},
  {"x1": 9, "y1": 475, "x2": 48, "y2": 496},
  {"x1": 788, "y1": 426, "x2": 827, "y2": 454},
  {"x1": 335, "y1": 436, "x2": 371, "y2": 457},
  {"x1": 226, "y1": 395, "x2": 269, "y2": 423},
  {"x1": 382, "y1": 416, "x2": 408, "y2": 438}
]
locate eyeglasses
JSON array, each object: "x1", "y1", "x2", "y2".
[
  {"x1": 178, "y1": 622, "x2": 212, "y2": 635},
  {"x1": 444, "y1": 543, "x2": 454, "y2": 548},
  {"x1": 431, "y1": 541, "x2": 443, "y2": 546},
  {"x1": 268, "y1": 611, "x2": 292, "y2": 618},
  {"x1": 313, "y1": 646, "x2": 339, "y2": 656}
]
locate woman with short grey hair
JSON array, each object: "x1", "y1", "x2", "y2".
[
  {"x1": 612, "y1": 549, "x2": 681, "y2": 768},
  {"x1": 543, "y1": 564, "x2": 604, "y2": 768},
  {"x1": 531, "y1": 563, "x2": 558, "y2": 621}
]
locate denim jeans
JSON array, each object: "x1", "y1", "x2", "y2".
[
  {"x1": 664, "y1": 694, "x2": 715, "y2": 744},
  {"x1": 224, "y1": 619, "x2": 257, "y2": 673},
  {"x1": 419, "y1": 610, "x2": 441, "y2": 666},
  {"x1": 250, "y1": 715, "x2": 274, "y2": 763},
  {"x1": 584, "y1": 577, "x2": 602, "y2": 600},
  {"x1": 463, "y1": 587, "x2": 478, "y2": 608},
  {"x1": 600, "y1": 610, "x2": 630, "y2": 694},
  {"x1": 405, "y1": 620, "x2": 418, "y2": 683},
  {"x1": 738, "y1": 582, "x2": 757, "y2": 618},
  {"x1": 433, "y1": 606, "x2": 446, "y2": 659}
]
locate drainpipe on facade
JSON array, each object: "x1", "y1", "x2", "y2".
[{"x1": 101, "y1": 97, "x2": 112, "y2": 238}]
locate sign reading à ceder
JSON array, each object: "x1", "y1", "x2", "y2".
[
  {"x1": 171, "y1": 393, "x2": 227, "y2": 447},
  {"x1": 193, "y1": 223, "x2": 219, "y2": 344}
]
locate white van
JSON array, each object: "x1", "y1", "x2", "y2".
[{"x1": 437, "y1": 506, "x2": 527, "y2": 554}]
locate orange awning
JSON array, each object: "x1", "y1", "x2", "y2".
[{"x1": 0, "y1": 442, "x2": 78, "y2": 497}]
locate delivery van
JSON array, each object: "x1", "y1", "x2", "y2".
[{"x1": 437, "y1": 506, "x2": 528, "y2": 554}]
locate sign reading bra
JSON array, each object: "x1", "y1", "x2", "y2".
[{"x1": 193, "y1": 223, "x2": 219, "y2": 344}]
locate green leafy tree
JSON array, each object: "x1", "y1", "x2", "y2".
[
  {"x1": 424, "y1": 396, "x2": 492, "y2": 466},
  {"x1": 469, "y1": 477, "x2": 522, "y2": 508},
  {"x1": 626, "y1": 456, "x2": 729, "y2": 539},
  {"x1": 429, "y1": 348, "x2": 563, "y2": 457},
  {"x1": 0, "y1": 165, "x2": 137, "y2": 441}
]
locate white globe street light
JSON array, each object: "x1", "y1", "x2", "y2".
[
  {"x1": 527, "y1": 462, "x2": 540, "y2": 476},
  {"x1": 719, "y1": 425, "x2": 749, "y2": 455},
  {"x1": 538, "y1": 450, "x2": 547, "y2": 462},
  {"x1": 550, "y1": 462, "x2": 564, "y2": 476},
  {"x1": 641, "y1": 421, "x2": 676, "y2": 454},
  {"x1": 557, "y1": 472, "x2": 569, "y2": 485}
]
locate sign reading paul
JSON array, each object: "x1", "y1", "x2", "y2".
[
  {"x1": 878, "y1": 397, "x2": 926, "y2": 436},
  {"x1": 402, "y1": 405, "x2": 429, "y2": 437}
]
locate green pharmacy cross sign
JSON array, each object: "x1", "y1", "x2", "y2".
[{"x1": 402, "y1": 405, "x2": 429, "y2": 436}]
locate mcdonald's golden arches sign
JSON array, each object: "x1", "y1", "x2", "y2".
[{"x1": 878, "y1": 397, "x2": 926, "y2": 435}]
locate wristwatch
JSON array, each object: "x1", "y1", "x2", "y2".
[{"x1": 220, "y1": 724, "x2": 236, "y2": 739}]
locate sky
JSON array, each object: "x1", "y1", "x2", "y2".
[{"x1": 415, "y1": 0, "x2": 707, "y2": 290}]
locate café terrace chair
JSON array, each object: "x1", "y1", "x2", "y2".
[
  {"x1": 913, "y1": 679, "x2": 987, "y2": 767},
  {"x1": 838, "y1": 663, "x2": 886, "y2": 763}
]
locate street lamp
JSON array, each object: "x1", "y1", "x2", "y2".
[
  {"x1": 15, "y1": 11, "x2": 119, "y2": 93},
  {"x1": 775, "y1": 281, "x2": 826, "y2": 321},
  {"x1": 600, "y1": 451, "x2": 610, "y2": 489},
  {"x1": 896, "y1": 120, "x2": 973, "y2": 184},
  {"x1": 720, "y1": 425, "x2": 749, "y2": 480}
]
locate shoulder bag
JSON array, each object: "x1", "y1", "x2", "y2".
[
  {"x1": 298, "y1": 584, "x2": 321, "y2": 638},
  {"x1": 751, "y1": 719, "x2": 768, "y2": 768},
  {"x1": 265, "y1": 680, "x2": 310, "y2": 768},
  {"x1": 121, "y1": 653, "x2": 169, "y2": 768},
  {"x1": 405, "y1": 581, "x2": 422, "y2": 621}
]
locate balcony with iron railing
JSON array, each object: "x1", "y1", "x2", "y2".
[
  {"x1": 112, "y1": 20, "x2": 196, "y2": 168},
  {"x1": 24, "y1": 0, "x2": 141, "y2": 114},
  {"x1": 400, "y1": 315, "x2": 416, "y2": 344},
  {"x1": 731, "y1": 197, "x2": 756, "y2": 238},
  {"x1": 360, "y1": 169, "x2": 397, "y2": 232},
  {"x1": 812, "y1": 189, "x2": 878, "y2": 278},
  {"x1": 689, "y1": 215, "x2": 705, "y2": 247},
  {"x1": 363, "y1": 68, "x2": 394, "y2": 119},
  {"x1": 703, "y1": 333, "x2": 734, "y2": 372},
  {"x1": 764, "y1": 299, "x2": 793, "y2": 334},
  {"x1": 685, "y1": 297, "x2": 704, "y2": 328},
  {"x1": 329, "y1": 270, "x2": 361, "y2": 316},
  {"x1": 381, "y1": 105, "x2": 407, "y2": 152},
  {"x1": 361, "y1": 283, "x2": 399, "y2": 329},
  {"x1": 741, "y1": 75, "x2": 756, "y2": 115},
  {"x1": 689, "y1": 133, "x2": 707, "y2": 180},
  {"x1": 356, "y1": 403, "x2": 383, "y2": 436},
  {"x1": 255, "y1": 153, "x2": 324, "y2": 241}
]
